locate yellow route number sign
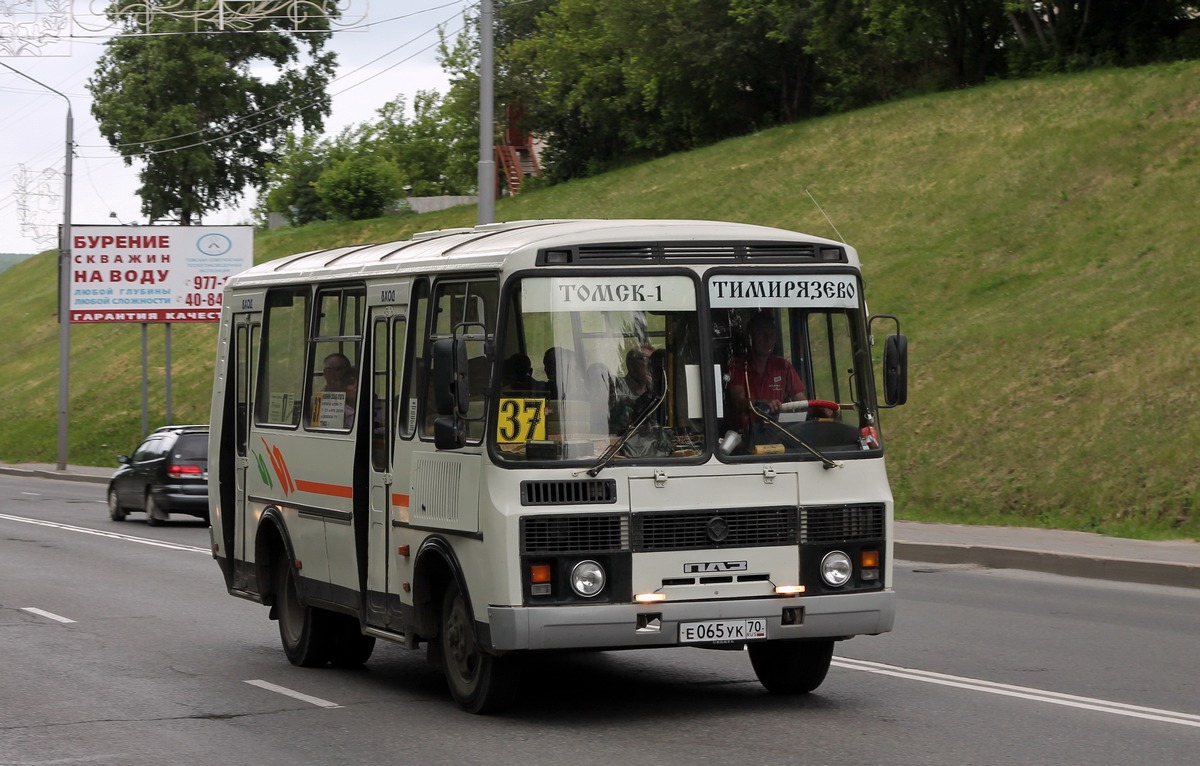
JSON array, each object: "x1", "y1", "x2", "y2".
[{"x1": 496, "y1": 398, "x2": 547, "y2": 443}]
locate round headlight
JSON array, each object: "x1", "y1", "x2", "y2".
[
  {"x1": 570, "y1": 560, "x2": 606, "y2": 598},
  {"x1": 820, "y1": 551, "x2": 853, "y2": 587}
]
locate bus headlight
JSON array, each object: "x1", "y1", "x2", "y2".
[
  {"x1": 820, "y1": 551, "x2": 853, "y2": 587},
  {"x1": 570, "y1": 560, "x2": 606, "y2": 598}
]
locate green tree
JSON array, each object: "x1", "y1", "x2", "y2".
[
  {"x1": 313, "y1": 153, "x2": 404, "y2": 220},
  {"x1": 263, "y1": 133, "x2": 330, "y2": 226},
  {"x1": 87, "y1": 3, "x2": 337, "y2": 224},
  {"x1": 1003, "y1": 1, "x2": 1200, "y2": 71}
]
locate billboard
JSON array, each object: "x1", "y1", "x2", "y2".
[{"x1": 69, "y1": 225, "x2": 253, "y2": 323}]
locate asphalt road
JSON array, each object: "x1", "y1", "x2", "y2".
[{"x1": 2, "y1": 473, "x2": 1198, "y2": 766}]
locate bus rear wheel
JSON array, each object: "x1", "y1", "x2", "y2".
[
  {"x1": 440, "y1": 582, "x2": 519, "y2": 714},
  {"x1": 275, "y1": 558, "x2": 333, "y2": 667},
  {"x1": 748, "y1": 639, "x2": 835, "y2": 694}
]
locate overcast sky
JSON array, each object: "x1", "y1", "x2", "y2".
[{"x1": 0, "y1": 1, "x2": 466, "y2": 255}]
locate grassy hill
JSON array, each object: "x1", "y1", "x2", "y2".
[{"x1": 2, "y1": 62, "x2": 1197, "y2": 540}]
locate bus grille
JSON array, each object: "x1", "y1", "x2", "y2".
[
  {"x1": 799, "y1": 504, "x2": 886, "y2": 543},
  {"x1": 539, "y1": 242, "x2": 848, "y2": 265},
  {"x1": 632, "y1": 507, "x2": 798, "y2": 551},
  {"x1": 521, "y1": 514, "x2": 629, "y2": 554},
  {"x1": 521, "y1": 479, "x2": 617, "y2": 506}
]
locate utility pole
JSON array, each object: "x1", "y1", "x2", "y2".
[
  {"x1": 1, "y1": 63, "x2": 73, "y2": 470},
  {"x1": 477, "y1": 0, "x2": 495, "y2": 225}
]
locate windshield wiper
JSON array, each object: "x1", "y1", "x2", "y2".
[
  {"x1": 577, "y1": 379, "x2": 669, "y2": 477},
  {"x1": 757, "y1": 400, "x2": 842, "y2": 470}
]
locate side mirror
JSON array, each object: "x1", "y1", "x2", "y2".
[
  {"x1": 433, "y1": 338, "x2": 469, "y2": 417},
  {"x1": 117, "y1": 455, "x2": 130, "y2": 466},
  {"x1": 433, "y1": 416, "x2": 466, "y2": 450},
  {"x1": 883, "y1": 333, "x2": 908, "y2": 406}
]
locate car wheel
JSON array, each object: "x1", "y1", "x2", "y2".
[
  {"x1": 145, "y1": 491, "x2": 165, "y2": 526},
  {"x1": 107, "y1": 487, "x2": 127, "y2": 522}
]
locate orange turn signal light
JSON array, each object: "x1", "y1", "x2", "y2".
[
  {"x1": 530, "y1": 564, "x2": 552, "y2": 584},
  {"x1": 861, "y1": 550, "x2": 880, "y2": 568}
]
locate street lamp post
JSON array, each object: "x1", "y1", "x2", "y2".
[
  {"x1": 1, "y1": 63, "x2": 73, "y2": 470},
  {"x1": 478, "y1": 0, "x2": 495, "y2": 225}
]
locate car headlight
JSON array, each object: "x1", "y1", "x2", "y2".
[
  {"x1": 820, "y1": 550, "x2": 853, "y2": 587},
  {"x1": 570, "y1": 560, "x2": 606, "y2": 598}
]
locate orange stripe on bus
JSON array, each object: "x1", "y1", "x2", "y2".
[{"x1": 294, "y1": 480, "x2": 354, "y2": 499}]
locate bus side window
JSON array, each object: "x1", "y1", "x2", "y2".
[
  {"x1": 420, "y1": 277, "x2": 499, "y2": 442},
  {"x1": 403, "y1": 279, "x2": 430, "y2": 440},
  {"x1": 257, "y1": 288, "x2": 308, "y2": 427},
  {"x1": 306, "y1": 285, "x2": 366, "y2": 431}
]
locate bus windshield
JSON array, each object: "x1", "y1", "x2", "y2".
[{"x1": 493, "y1": 274, "x2": 705, "y2": 463}]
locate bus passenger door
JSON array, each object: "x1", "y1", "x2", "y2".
[
  {"x1": 231, "y1": 313, "x2": 260, "y2": 590},
  {"x1": 366, "y1": 310, "x2": 406, "y2": 628}
]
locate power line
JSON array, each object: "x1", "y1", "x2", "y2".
[{"x1": 74, "y1": 3, "x2": 471, "y2": 155}]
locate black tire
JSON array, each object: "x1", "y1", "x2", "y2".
[
  {"x1": 145, "y1": 491, "x2": 165, "y2": 526},
  {"x1": 440, "y1": 581, "x2": 520, "y2": 714},
  {"x1": 748, "y1": 639, "x2": 835, "y2": 694},
  {"x1": 107, "y1": 487, "x2": 127, "y2": 522},
  {"x1": 275, "y1": 558, "x2": 333, "y2": 667},
  {"x1": 328, "y1": 613, "x2": 376, "y2": 668}
]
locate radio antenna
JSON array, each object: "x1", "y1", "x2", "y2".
[{"x1": 804, "y1": 187, "x2": 845, "y2": 244}]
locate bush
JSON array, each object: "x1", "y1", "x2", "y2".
[{"x1": 314, "y1": 155, "x2": 405, "y2": 221}]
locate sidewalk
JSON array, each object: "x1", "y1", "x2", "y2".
[{"x1": 3, "y1": 462, "x2": 1197, "y2": 590}]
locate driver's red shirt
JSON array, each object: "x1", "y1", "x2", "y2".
[{"x1": 728, "y1": 355, "x2": 804, "y2": 428}]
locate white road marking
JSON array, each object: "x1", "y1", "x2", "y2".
[
  {"x1": 21, "y1": 607, "x2": 75, "y2": 623},
  {"x1": 245, "y1": 680, "x2": 342, "y2": 709},
  {"x1": 835, "y1": 657, "x2": 1200, "y2": 728},
  {"x1": 4, "y1": 512, "x2": 1193, "y2": 727},
  {"x1": 0, "y1": 513, "x2": 209, "y2": 553}
]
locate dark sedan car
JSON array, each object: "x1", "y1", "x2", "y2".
[{"x1": 107, "y1": 425, "x2": 210, "y2": 525}]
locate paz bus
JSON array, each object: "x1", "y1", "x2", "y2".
[{"x1": 208, "y1": 218, "x2": 908, "y2": 713}]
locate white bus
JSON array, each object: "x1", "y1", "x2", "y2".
[{"x1": 208, "y1": 219, "x2": 908, "y2": 713}]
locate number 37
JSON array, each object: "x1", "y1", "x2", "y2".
[{"x1": 495, "y1": 398, "x2": 547, "y2": 443}]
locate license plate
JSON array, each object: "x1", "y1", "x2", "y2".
[{"x1": 679, "y1": 618, "x2": 767, "y2": 643}]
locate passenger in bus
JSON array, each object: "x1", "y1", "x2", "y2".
[
  {"x1": 322, "y1": 352, "x2": 352, "y2": 392},
  {"x1": 613, "y1": 345, "x2": 653, "y2": 400},
  {"x1": 609, "y1": 346, "x2": 661, "y2": 433},
  {"x1": 501, "y1": 353, "x2": 538, "y2": 393},
  {"x1": 726, "y1": 313, "x2": 811, "y2": 430}
]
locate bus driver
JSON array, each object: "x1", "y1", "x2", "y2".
[{"x1": 726, "y1": 312, "x2": 806, "y2": 430}]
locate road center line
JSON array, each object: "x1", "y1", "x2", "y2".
[
  {"x1": 0, "y1": 513, "x2": 209, "y2": 553},
  {"x1": 834, "y1": 657, "x2": 1200, "y2": 728},
  {"x1": 21, "y1": 607, "x2": 75, "y2": 623},
  {"x1": 245, "y1": 680, "x2": 341, "y2": 709}
]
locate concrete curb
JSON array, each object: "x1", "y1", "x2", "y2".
[
  {"x1": 895, "y1": 541, "x2": 1200, "y2": 590},
  {"x1": 0, "y1": 465, "x2": 110, "y2": 485}
]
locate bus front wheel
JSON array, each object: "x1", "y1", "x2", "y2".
[
  {"x1": 440, "y1": 582, "x2": 519, "y2": 714},
  {"x1": 748, "y1": 639, "x2": 834, "y2": 694},
  {"x1": 275, "y1": 558, "x2": 333, "y2": 667}
]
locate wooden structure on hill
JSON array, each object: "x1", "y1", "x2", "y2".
[{"x1": 495, "y1": 103, "x2": 541, "y2": 196}]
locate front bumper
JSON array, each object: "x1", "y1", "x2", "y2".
[{"x1": 487, "y1": 590, "x2": 895, "y2": 651}]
